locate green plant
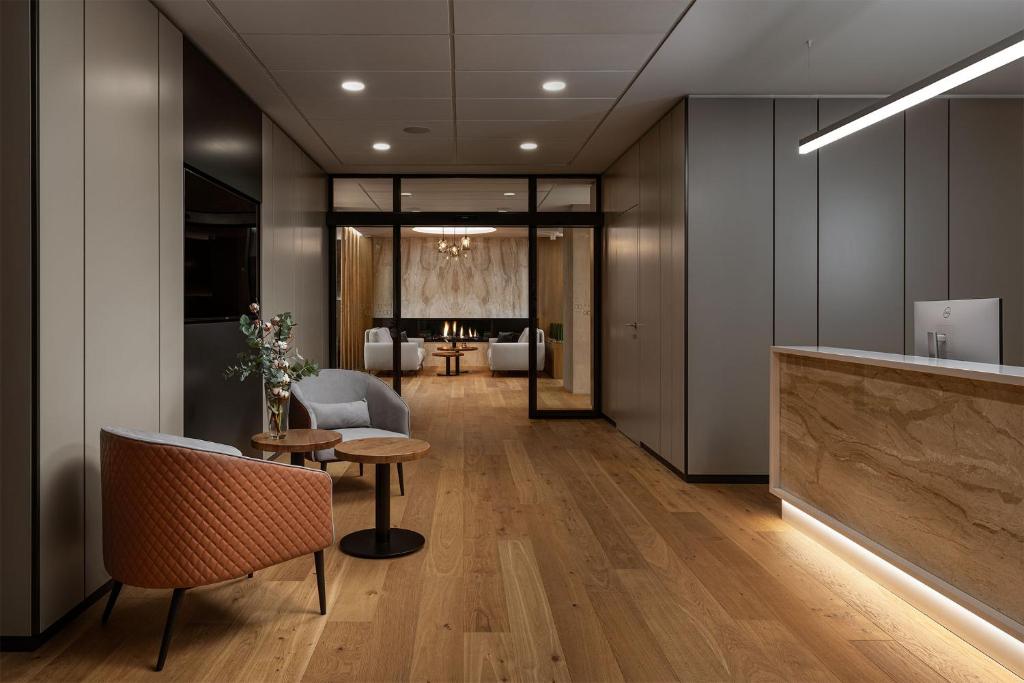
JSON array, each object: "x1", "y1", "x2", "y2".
[{"x1": 224, "y1": 303, "x2": 319, "y2": 434}]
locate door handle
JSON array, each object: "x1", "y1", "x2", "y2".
[{"x1": 625, "y1": 322, "x2": 639, "y2": 329}]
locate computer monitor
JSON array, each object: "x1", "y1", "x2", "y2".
[{"x1": 913, "y1": 298, "x2": 1002, "y2": 364}]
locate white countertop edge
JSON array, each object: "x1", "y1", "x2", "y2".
[{"x1": 771, "y1": 346, "x2": 1024, "y2": 387}]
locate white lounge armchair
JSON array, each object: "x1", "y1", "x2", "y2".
[
  {"x1": 488, "y1": 329, "x2": 545, "y2": 374},
  {"x1": 363, "y1": 328, "x2": 425, "y2": 373}
]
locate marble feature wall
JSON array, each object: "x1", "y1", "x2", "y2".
[
  {"x1": 373, "y1": 236, "x2": 527, "y2": 318},
  {"x1": 777, "y1": 353, "x2": 1024, "y2": 628}
]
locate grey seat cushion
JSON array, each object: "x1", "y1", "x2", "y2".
[
  {"x1": 307, "y1": 399, "x2": 371, "y2": 429},
  {"x1": 317, "y1": 428, "x2": 408, "y2": 463}
]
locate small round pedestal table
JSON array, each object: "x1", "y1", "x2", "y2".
[
  {"x1": 251, "y1": 428, "x2": 341, "y2": 467},
  {"x1": 335, "y1": 437, "x2": 431, "y2": 559}
]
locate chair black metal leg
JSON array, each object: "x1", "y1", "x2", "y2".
[
  {"x1": 320, "y1": 461, "x2": 327, "y2": 472},
  {"x1": 155, "y1": 588, "x2": 186, "y2": 672},
  {"x1": 247, "y1": 572, "x2": 254, "y2": 579},
  {"x1": 313, "y1": 550, "x2": 326, "y2": 616},
  {"x1": 102, "y1": 581, "x2": 123, "y2": 625},
  {"x1": 397, "y1": 463, "x2": 405, "y2": 496},
  {"x1": 359, "y1": 463, "x2": 364, "y2": 477}
]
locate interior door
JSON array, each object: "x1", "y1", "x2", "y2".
[{"x1": 606, "y1": 206, "x2": 641, "y2": 440}]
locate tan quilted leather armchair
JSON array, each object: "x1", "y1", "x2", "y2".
[{"x1": 99, "y1": 428, "x2": 334, "y2": 671}]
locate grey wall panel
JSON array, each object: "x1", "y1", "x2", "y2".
[
  {"x1": 687, "y1": 98, "x2": 774, "y2": 476},
  {"x1": 603, "y1": 206, "x2": 640, "y2": 437},
  {"x1": 949, "y1": 99, "x2": 1024, "y2": 365},
  {"x1": 637, "y1": 124, "x2": 662, "y2": 452},
  {"x1": 818, "y1": 99, "x2": 904, "y2": 354},
  {"x1": 0, "y1": 0, "x2": 36, "y2": 637},
  {"x1": 84, "y1": 0, "x2": 162, "y2": 594},
  {"x1": 905, "y1": 99, "x2": 949, "y2": 354},
  {"x1": 159, "y1": 16, "x2": 184, "y2": 434},
  {"x1": 38, "y1": 0, "x2": 86, "y2": 631},
  {"x1": 658, "y1": 105, "x2": 686, "y2": 471},
  {"x1": 773, "y1": 99, "x2": 818, "y2": 346}
]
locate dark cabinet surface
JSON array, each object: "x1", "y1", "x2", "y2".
[{"x1": 183, "y1": 39, "x2": 261, "y2": 200}]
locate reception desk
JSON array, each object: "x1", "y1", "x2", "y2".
[{"x1": 770, "y1": 346, "x2": 1023, "y2": 674}]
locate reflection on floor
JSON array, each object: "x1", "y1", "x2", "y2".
[{"x1": 2, "y1": 373, "x2": 1012, "y2": 681}]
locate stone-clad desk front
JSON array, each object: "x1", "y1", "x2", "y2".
[{"x1": 769, "y1": 346, "x2": 1023, "y2": 654}]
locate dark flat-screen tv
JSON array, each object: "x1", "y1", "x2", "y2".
[{"x1": 184, "y1": 168, "x2": 259, "y2": 322}]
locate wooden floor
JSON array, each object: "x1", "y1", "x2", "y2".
[{"x1": 3, "y1": 373, "x2": 1017, "y2": 682}]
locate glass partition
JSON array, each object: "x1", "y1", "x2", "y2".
[
  {"x1": 333, "y1": 178, "x2": 393, "y2": 212},
  {"x1": 535, "y1": 226, "x2": 595, "y2": 411},
  {"x1": 537, "y1": 178, "x2": 597, "y2": 212},
  {"x1": 401, "y1": 177, "x2": 528, "y2": 212},
  {"x1": 336, "y1": 225, "x2": 399, "y2": 390}
]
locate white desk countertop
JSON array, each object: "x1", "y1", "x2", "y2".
[{"x1": 771, "y1": 345, "x2": 1024, "y2": 387}]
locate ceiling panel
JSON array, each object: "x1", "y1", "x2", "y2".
[
  {"x1": 275, "y1": 71, "x2": 452, "y2": 100},
  {"x1": 324, "y1": 136, "x2": 457, "y2": 164},
  {"x1": 297, "y1": 97, "x2": 454, "y2": 121},
  {"x1": 158, "y1": 0, "x2": 1023, "y2": 174},
  {"x1": 245, "y1": 34, "x2": 451, "y2": 71},
  {"x1": 456, "y1": 70, "x2": 634, "y2": 98},
  {"x1": 457, "y1": 98, "x2": 614, "y2": 122},
  {"x1": 314, "y1": 119, "x2": 455, "y2": 141},
  {"x1": 457, "y1": 139, "x2": 580, "y2": 165},
  {"x1": 454, "y1": 34, "x2": 658, "y2": 71},
  {"x1": 215, "y1": 0, "x2": 450, "y2": 35},
  {"x1": 454, "y1": 0, "x2": 687, "y2": 35}
]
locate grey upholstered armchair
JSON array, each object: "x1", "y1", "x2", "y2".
[{"x1": 289, "y1": 370, "x2": 411, "y2": 495}]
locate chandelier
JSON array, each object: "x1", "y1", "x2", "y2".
[{"x1": 435, "y1": 227, "x2": 472, "y2": 261}]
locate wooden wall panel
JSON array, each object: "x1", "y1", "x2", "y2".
[
  {"x1": 37, "y1": 0, "x2": 86, "y2": 630},
  {"x1": 261, "y1": 116, "x2": 329, "y2": 367},
  {"x1": 602, "y1": 144, "x2": 639, "y2": 214},
  {"x1": 84, "y1": 0, "x2": 162, "y2": 594},
  {"x1": 339, "y1": 227, "x2": 374, "y2": 369},
  {"x1": 950, "y1": 99, "x2": 1024, "y2": 365},
  {"x1": 604, "y1": 207, "x2": 640, "y2": 435},
  {"x1": 537, "y1": 236, "x2": 564, "y2": 354}
]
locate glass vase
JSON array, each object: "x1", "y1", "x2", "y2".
[{"x1": 265, "y1": 383, "x2": 290, "y2": 439}]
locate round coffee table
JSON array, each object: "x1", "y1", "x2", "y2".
[
  {"x1": 251, "y1": 428, "x2": 340, "y2": 467},
  {"x1": 335, "y1": 437, "x2": 431, "y2": 559}
]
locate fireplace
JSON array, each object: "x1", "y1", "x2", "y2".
[{"x1": 374, "y1": 317, "x2": 529, "y2": 343}]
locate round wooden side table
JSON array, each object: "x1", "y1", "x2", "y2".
[
  {"x1": 432, "y1": 350, "x2": 464, "y2": 376},
  {"x1": 335, "y1": 437, "x2": 431, "y2": 559},
  {"x1": 251, "y1": 428, "x2": 341, "y2": 467}
]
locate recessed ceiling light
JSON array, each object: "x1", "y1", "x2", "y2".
[
  {"x1": 341, "y1": 80, "x2": 365, "y2": 92},
  {"x1": 542, "y1": 80, "x2": 566, "y2": 92},
  {"x1": 497, "y1": 209, "x2": 508, "y2": 213},
  {"x1": 519, "y1": 142, "x2": 538, "y2": 151},
  {"x1": 372, "y1": 142, "x2": 391, "y2": 151},
  {"x1": 503, "y1": 192, "x2": 516, "y2": 196},
  {"x1": 401, "y1": 192, "x2": 412, "y2": 197}
]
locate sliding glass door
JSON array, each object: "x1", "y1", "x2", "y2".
[{"x1": 328, "y1": 175, "x2": 602, "y2": 420}]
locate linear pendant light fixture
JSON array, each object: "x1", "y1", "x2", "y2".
[{"x1": 799, "y1": 31, "x2": 1024, "y2": 155}]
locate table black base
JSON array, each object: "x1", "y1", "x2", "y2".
[
  {"x1": 339, "y1": 462, "x2": 425, "y2": 559},
  {"x1": 340, "y1": 528, "x2": 425, "y2": 559}
]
